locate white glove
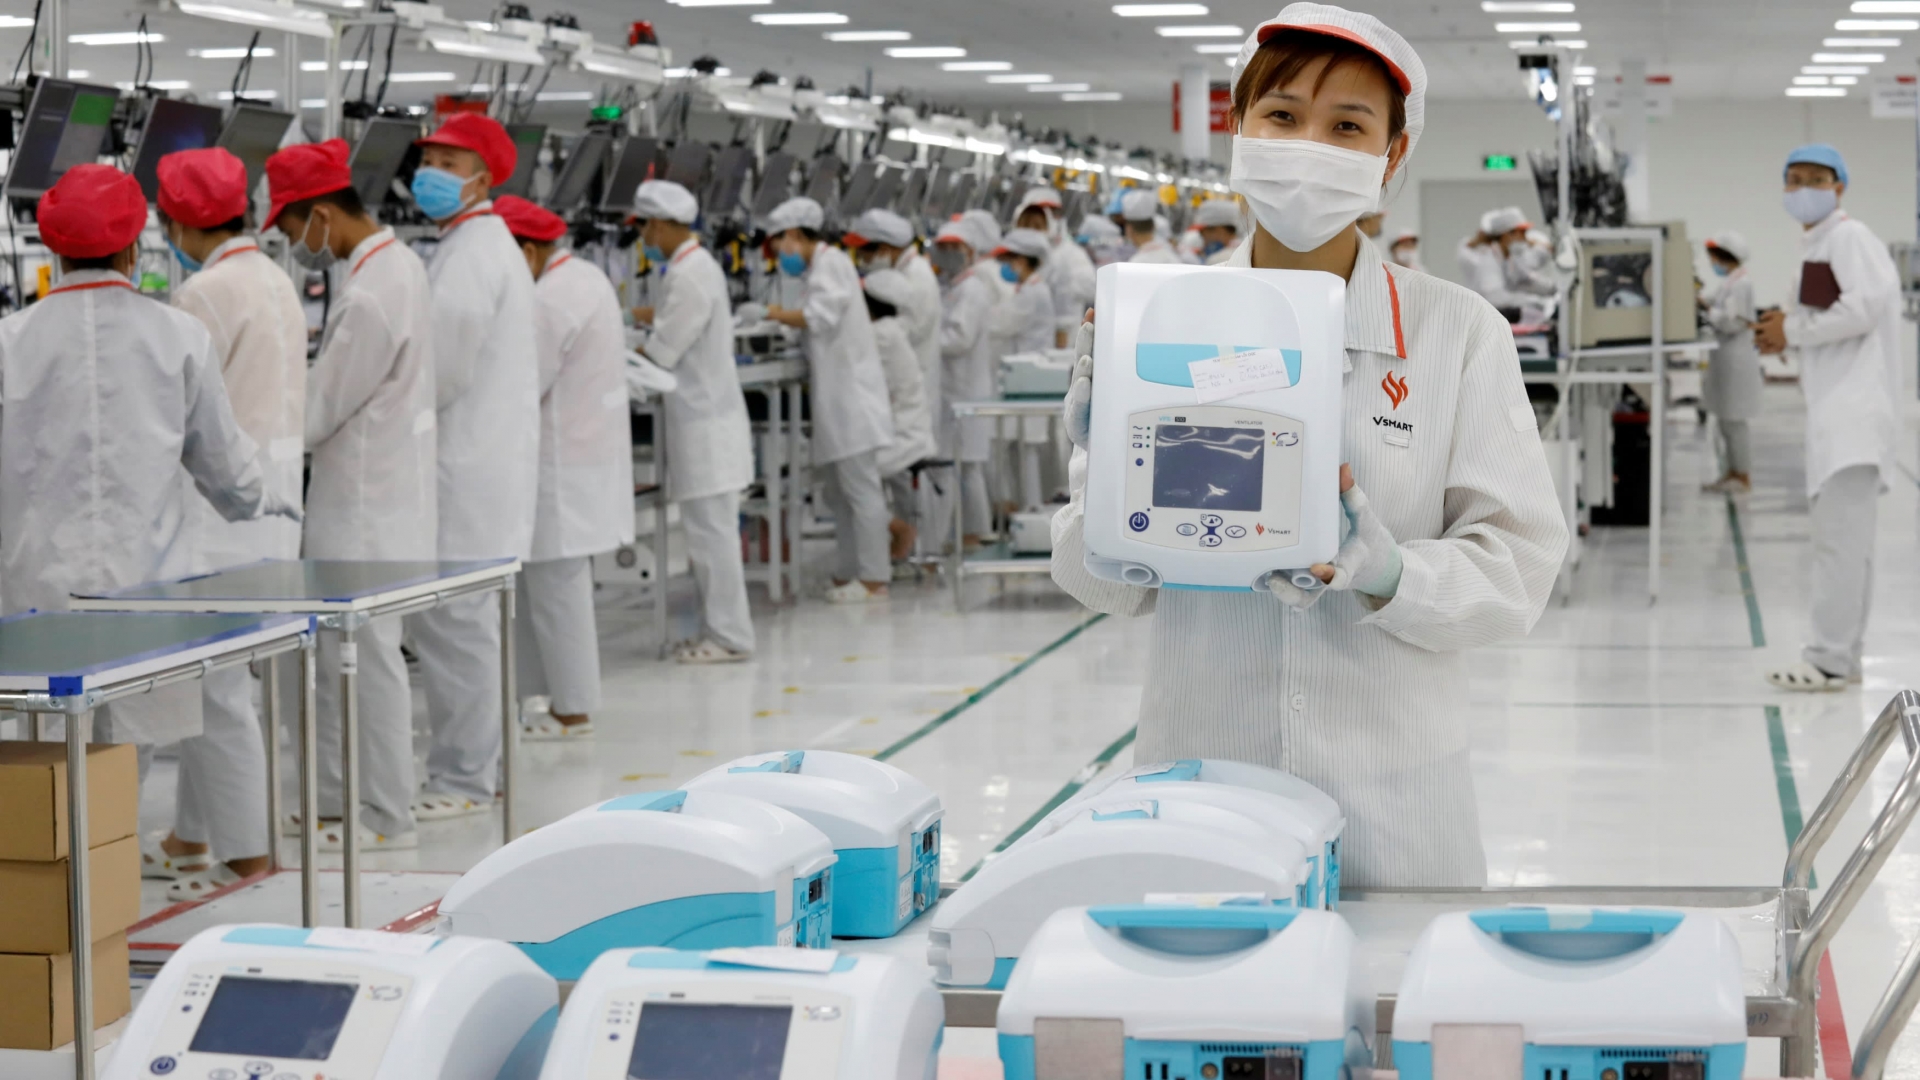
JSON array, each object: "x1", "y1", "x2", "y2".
[
  {"x1": 1064, "y1": 317, "x2": 1094, "y2": 449},
  {"x1": 262, "y1": 484, "x2": 304, "y2": 524},
  {"x1": 1324, "y1": 483, "x2": 1402, "y2": 598}
]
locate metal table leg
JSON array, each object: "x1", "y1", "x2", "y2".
[
  {"x1": 338, "y1": 622, "x2": 360, "y2": 928},
  {"x1": 766, "y1": 389, "x2": 785, "y2": 603},
  {"x1": 262, "y1": 655, "x2": 282, "y2": 875},
  {"x1": 299, "y1": 638, "x2": 319, "y2": 928},
  {"x1": 786, "y1": 381, "x2": 803, "y2": 600},
  {"x1": 66, "y1": 707, "x2": 94, "y2": 1080},
  {"x1": 499, "y1": 582, "x2": 518, "y2": 844}
]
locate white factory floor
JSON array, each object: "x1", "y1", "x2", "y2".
[{"x1": 132, "y1": 382, "x2": 1920, "y2": 1077}]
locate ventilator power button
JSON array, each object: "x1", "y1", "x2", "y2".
[{"x1": 1129, "y1": 512, "x2": 1149, "y2": 532}]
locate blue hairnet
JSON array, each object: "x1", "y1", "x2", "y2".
[{"x1": 1785, "y1": 143, "x2": 1848, "y2": 186}]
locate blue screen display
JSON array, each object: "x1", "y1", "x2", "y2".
[
  {"x1": 188, "y1": 976, "x2": 357, "y2": 1060},
  {"x1": 627, "y1": 1002, "x2": 791, "y2": 1080},
  {"x1": 1152, "y1": 424, "x2": 1264, "y2": 512}
]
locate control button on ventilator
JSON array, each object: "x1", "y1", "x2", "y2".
[
  {"x1": 1200, "y1": 534, "x2": 1223, "y2": 548},
  {"x1": 1175, "y1": 523, "x2": 1198, "y2": 537},
  {"x1": 147, "y1": 1058, "x2": 176, "y2": 1076},
  {"x1": 1129, "y1": 512, "x2": 1150, "y2": 532},
  {"x1": 1224, "y1": 526, "x2": 1246, "y2": 538},
  {"x1": 1201, "y1": 514, "x2": 1223, "y2": 528},
  {"x1": 242, "y1": 1063, "x2": 273, "y2": 1078}
]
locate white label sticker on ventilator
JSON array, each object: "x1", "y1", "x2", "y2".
[
  {"x1": 1188, "y1": 347, "x2": 1293, "y2": 404},
  {"x1": 709, "y1": 946, "x2": 841, "y2": 973},
  {"x1": 308, "y1": 927, "x2": 437, "y2": 956}
]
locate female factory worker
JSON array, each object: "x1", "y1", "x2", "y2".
[
  {"x1": 1698, "y1": 231, "x2": 1762, "y2": 495},
  {"x1": 1193, "y1": 199, "x2": 1244, "y2": 264},
  {"x1": 631, "y1": 181, "x2": 756, "y2": 662},
  {"x1": 1122, "y1": 190, "x2": 1180, "y2": 263},
  {"x1": 1053, "y1": 3, "x2": 1567, "y2": 887},
  {"x1": 148, "y1": 148, "x2": 308, "y2": 897},
  {"x1": 764, "y1": 196, "x2": 897, "y2": 602},
  {"x1": 267, "y1": 139, "x2": 437, "y2": 850},
  {"x1": 494, "y1": 196, "x2": 636, "y2": 722},
  {"x1": 1014, "y1": 186, "x2": 1097, "y2": 346},
  {"x1": 990, "y1": 228, "x2": 1057, "y2": 354},
  {"x1": 934, "y1": 216, "x2": 1000, "y2": 549},
  {"x1": 863, "y1": 268, "x2": 940, "y2": 562},
  {"x1": 846, "y1": 207, "x2": 943, "y2": 448}
]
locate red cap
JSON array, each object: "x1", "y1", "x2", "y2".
[
  {"x1": 38, "y1": 165, "x2": 146, "y2": 260},
  {"x1": 156, "y1": 147, "x2": 250, "y2": 229},
  {"x1": 494, "y1": 195, "x2": 567, "y2": 243},
  {"x1": 265, "y1": 139, "x2": 353, "y2": 229},
  {"x1": 417, "y1": 114, "x2": 517, "y2": 185}
]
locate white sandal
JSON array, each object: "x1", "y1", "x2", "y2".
[
  {"x1": 825, "y1": 580, "x2": 886, "y2": 604},
  {"x1": 522, "y1": 716, "x2": 595, "y2": 741},
  {"x1": 411, "y1": 791, "x2": 491, "y2": 820},
  {"x1": 1768, "y1": 661, "x2": 1848, "y2": 693},
  {"x1": 317, "y1": 822, "x2": 418, "y2": 853},
  {"x1": 141, "y1": 833, "x2": 211, "y2": 880},
  {"x1": 281, "y1": 811, "x2": 341, "y2": 837},
  {"x1": 674, "y1": 639, "x2": 752, "y2": 665},
  {"x1": 165, "y1": 862, "x2": 243, "y2": 902}
]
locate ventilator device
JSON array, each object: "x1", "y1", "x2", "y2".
[
  {"x1": 438, "y1": 790, "x2": 838, "y2": 979},
  {"x1": 1392, "y1": 907, "x2": 1747, "y2": 1080},
  {"x1": 928, "y1": 795, "x2": 1311, "y2": 988},
  {"x1": 538, "y1": 946, "x2": 944, "y2": 1080},
  {"x1": 103, "y1": 924, "x2": 558, "y2": 1080},
  {"x1": 998, "y1": 904, "x2": 1371, "y2": 1080},
  {"x1": 683, "y1": 750, "x2": 943, "y2": 938},
  {"x1": 1083, "y1": 263, "x2": 1345, "y2": 591},
  {"x1": 1018, "y1": 759, "x2": 1345, "y2": 910}
]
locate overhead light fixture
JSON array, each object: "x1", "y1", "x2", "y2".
[
  {"x1": 170, "y1": 0, "x2": 331, "y2": 38},
  {"x1": 1835, "y1": 17, "x2": 1918, "y2": 27},
  {"x1": 117, "y1": 79, "x2": 191, "y2": 90},
  {"x1": 191, "y1": 46, "x2": 276, "y2": 58},
  {"x1": 1812, "y1": 51, "x2": 1885, "y2": 61},
  {"x1": 752, "y1": 12, "x2": 847, "y2": 24},
  {"x1": 1154, "y1": 24, "x2": 1243, "y2": 36},
  {"x1": 1804, "y1": 64, "x2": 1871, "y2": 73},
  {"x1": 1113, "y1": 4, "x2": 1209, "y2": 15},
  {"x1": 986, "y1": 73, "x2": 1052, "y2": 83},
  {"x1": 1851, "y1": 0, "x2": 1920, "y2": 11},
  {"x1": 1573, "y1": 64, "x2": 1596, "y2": 74},
  {"x1": 1833, "y1": 74, "x2": 1861, "y2": 84},
  {"x1": 573, "y1": 51, "x2": 662, "y2": 81},
  {"x1": 67, "y1": 69, "x2": 90, "y2": 77},
  {"x1": 1574, "y1": 74, "x2": 1593, "y2": 85},
  {"x1": 424, "y1": 26, "x2": 547, "y2": 65},
  {"x1": 665, "y1": 0, "x2": 772, "y2": 5},
  {"x1": 1482, "y1": 2, "x2": 1575, "y2": 10},
  {"x1": 1825, "y1": 36, "x2": 1900, "y2": 44},
  {"x1": 1793, "y1": 75, "x2": 1832, "y2": 84},
  {"x1": 217, "y1": 89, "x2": 277, "y2": 99},
  {"x1": 1024, "y1": 150, "x2": 1065, "y2": 166},
  {"x1": 885, "y1": 45, "x2": 965, "y2": 57},
  {"x1": 387, "y1": 71, "x2": 456, "y2": 82},
  {"x1": 1495, "y1": 21, "x2": 1579, "y2": 31},
  {"x1": 888, "y1": 126, "x2": 955, "y2": 148},
  {"x1": 69, "y1": 31, "x2": 167, "y2": 45},
  {"x1": 300, "y1": 98, "x2": 326, "y2": 108},
  {"x1": 665, "y1": 65, "x2": 731, "y2": 77},
  {"x1": 536, "y1": 90, "x2": 595, "y2": 101},
  {"x1": 1508, "y1": 38, "x2": 1584, "y2": 47},
  {"x1": 1192, "y1": 43, "x2": 1240, "y2": 53},
  {"x1": 301, "y1": 59, "x2": 368, "y2": 70},
  {"x1": 0, "y1": 15, "x2": 32, "y2": 26},
  {"x1": 942, "y1": 60, "x2": 1011, "y2": 70},
  {"x1": 1787, "y1": 86, "x2": 1847, "y2": 96},
  {"x1": 1029, "y1": 82, "x2": 1091, "y2": 92},
  {"x1": 1062, "y1": 91, "x2": 1124, "y2": 101},
  {"x1": 825, "y1": 30, "x2": 909, "y2": 41}
]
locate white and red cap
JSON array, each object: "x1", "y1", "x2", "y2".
[
  {"x1": 1119, "y1": 189, "x2": 1159, "y2": 223},
  {"x1": 1480, "y1": 206, "x2": 1528, "y2": 235},
  {"x1": 1232, "y1": 3, "x2": 1427, "y2": 156},
  {"x1": 1193, "y1": 199, "x2": 1243, "y2": 229},
  {"x1": 1705, "y1": 230, "x2": 1749, "y2": 264},
  {"x1": 934, "y1": 218, "x2": 973, "y2": 249},
  {"x1": 993, "y1": 227, "x2": 1051, "y2": 262},
  {"x1": 1013, "y1": 185, "x2": 1063, "y2": 219}
]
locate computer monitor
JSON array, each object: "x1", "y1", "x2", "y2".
[
  {"x1": 896, "y1": 165, "x2": 928, "y2": 216},
  {"x1": 867, "y1": 165, "x2": 903, "y2": 214},
  {"x1": 545, "y1": 131, "x2": 609, "y2": 213},
  {"x1": 704, "y1": 144, "x2": 753, "y2": 218},
  {"x1": 837, "y1": 160, "x2": 883, "y2": 217},
  {"x1": 495, "y1": 122, "x2": 545, "y2": 199},
  {"x1": 599, "y1": 136, "x2": 659, "y2": 214},
  {"x1": 750, "y1": 151, "x2": 797, "y2": 219},
  {"x1": 348, "y1": 116, "x2": 421, "y2": 207},
  {"x1": 801, "y1": 152, "x2": 841, "y2": 208},
  {"x1": 129, "y1": 98, "x2": 224, "y2": 202},
  {"x1": 5, "y1": 78, "x2": 119, "y2": 202},
  {"x1": 216, "y1": 105, "x2": 295, "y2": 197}
]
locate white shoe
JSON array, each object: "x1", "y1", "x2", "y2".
[
  {"x1": 317, "y1": 822, "x2": 418, "y2": 853},
  {"x1": 281, "y1": 811, "x2": 340, "y2": 837},
  {"x1": 521, "y1": 695, "x2": 552, "y2": 717},
  {"x1": 522, "y1": 716, "x2": 595, "y2": 741},
  {"x1": 141, "y1": 833, "x2": 211, "y2": 880},
  {"x1": 411, "y1": 791, "x2": 491, "y2": 821},
  {"x1": 674, "y1": 638, "x2": 752, "y2": 665},
  {"x1": 1702, "y1": 475, "x2": 1751, "y2": 494},
  {"x1": 165, "y1": 862, "x2": 244, "y2": 902},
  {"x1": 824, "y1": 581, "x2": 887, "y2": 604},
  {"x1": 1768, "y1": 661, "x2": 1848, "y2": 693}
]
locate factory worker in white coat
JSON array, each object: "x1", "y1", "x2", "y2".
[
  {"x1": 1698, "y1": 231, "x2": 1763, "y2": 495},
  {"x1": 1014, "y1": 187, "x2": 1097, "y2": 346},
  {"x1": 149, "y1": 148, "x2": 308, "y2": 897},
  {"x1": 1194, "y1": 198, "x2": 1245, "y2": 265},
  {"x1": 764, "y1": 196, "x2": 897, "y2": 602},
  {"x1": 933, "y1": 218, "x2": 1000, "y2": 547},
  {"x1": 631, "y1": 181, "x2": 757, "y2": 662},
  {"x1": 1756, "y1": 144, "x2": 1902, "y2": 692},
  {"x1": 1077, "y1": 215, "x2": 1128, "y2": 268},
  {"x1": 1054, "y1": 5, "x2": 1566, "y2": 887},
  {"x1": 992, "y1": 228, "x2": 1062, "y2": 511},
  {"x1": 407, "y1": 114, "x2": 541, "y2": 820},
  {"x1": 1123, "y1": 191, "x2": 1180, "y2": 263},
  {"x1": 847, "y1": 208, "x2": 943, "y2": 443},
  {"x1": 494, "y1": 195, "x2": 636, "y2": 730},
  {"x1": 863, "y1": 269, "x2": 940, "y2": 562},
  {"x1": 268, "y1": 140, "x2": 437, "y2": 850},
  {"x1": 0, "y1": 165, "x2": 298, "y2": 767}
]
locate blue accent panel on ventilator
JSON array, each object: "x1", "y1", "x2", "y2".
[
  {"x1": 596, "y1": 790, "x2": 687, "y2": 812},
  {"x1": 831, "y1": 845, "x2": 909, "y2": 938},
  {"x1": 1000, "y1": 1034, "x2": 1347, "y2": 1080},
  {"x1": 729, "y1": 751, "x2": 806, "y2": 774},
  {"x1": 219, "y1": 926, "x2": 445, "y2": 953},
  {"x1": 1393, "y1": 1042, "x2": 1745, "y2": 1080},
  {"x1": 513, "y1": 891, "x2": 780, "y2": 979},
  {"x1": 624, "y1": 949, "x2": 860, "y2": 973},
  {"x1": 493, "y1": 1004, "x2": 559, "y2": 1080},
  {"x1": 1134, "y1": 342, "x2": 1302, "y2": 388}
]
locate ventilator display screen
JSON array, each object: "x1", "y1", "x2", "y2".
[
  {"x1": 1152, "y1": 424, "x2": 1264, "y2": 512},
  {"x1": 627, "y1": 1002, "x2": 791, "y2": 1080},
  {"x1": 188, "y1": 975, "x2": 357, "y2": 1060}
]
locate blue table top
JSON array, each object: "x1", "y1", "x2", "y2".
[
  {"x1": 70, "y1": 558, "x2": 518, "y2": 611},
  {"x1": 0, "y1": 610, "x2": 310, "y2": 694}
]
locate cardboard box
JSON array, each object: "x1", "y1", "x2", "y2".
[
  {"x1": 0, "y1": 743, "x2": 138, "y2": 861},
  {"x1": 0, "y1": 932, "x2": 131, "y2": 1051},
  {"x1": 0, "y1": 835, "x2": 140, "y2": 954}
]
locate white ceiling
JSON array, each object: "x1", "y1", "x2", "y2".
[{"x1": 17, "y1": 0, "x2": 1911, "y2": 121}]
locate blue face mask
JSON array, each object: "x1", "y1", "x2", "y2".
[
  {"x1": 1711, "y1": 263, "x2": 1730, "y2": 278},
  {"x1": 1202, "y1": 240, "x2": 1225, "y2": 257},
  {"x1": 778, "y1": 252, "x2": 808, "y2": 277},
  {"x1": 167, "y1": 236, "x2": 202, "y2": 273},
  {"x1": 410, "y1": 166, "x2": 472, "y2": 221},
  {"x1": 998, "y1": 262, "x2": 1019, "y2": 284},
  {"x1": 643, "y1": 244, "x2": 667, "y2": 264},
  {"x1": 1782, "y1": 185, "x2": 1838, "y2": 227}
]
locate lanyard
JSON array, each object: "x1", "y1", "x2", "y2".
[
  {"x1": 46, "y1": 279, "x2": 135, "y2": 298},
  {"x1": 440, "y1": 208, "x2": 494, "y2": 235},
  {"x1": 210, "y1": 243, "x2": 259, "y2": 268},
  {"x1": 671, "y1": 244, "x2": 697, "y2": 265},
  {"x1": 351, "y1": 237, "x2": 397, "y2": 277},
  {"x1": 547, "y1": 253, "x2": 572, "y2": 273}
]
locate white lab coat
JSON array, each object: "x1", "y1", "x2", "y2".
[
  {"x1": 873, "y1": 316, "x2": 939, "y2": 476},
  {"x1": 992, "y1": 275, "x2": 1057, "y2": 355},
  {"x1": 530, "y1": 254, "x2": 636, "y2": 560},
  {"x1": 800, "y1": 245, "x2": 893, "y2": 465},
  {"x1": 1051, "y1": 235, "x2": 1567, "y2": 887},
  {"x1": 1456, "y1": 238, "x2": 1509, "y2": 305},
  {"x1": 0, "y1": 270, "x2": 271, "y2": 741},
  {"x1": 939, "y1": 267, "x2": 1000, "y2": 463},
  {"x1": 1701, "y1": 267, "x2": 1763, "y2": 424},
  {"x1": 304, "y1": 229, "x2": 438, "y2": 561},
  {"x1": 641, "y1": 238, "x2": 754, "y2": 501},
  {"x1": 897, "y1": 251, "x2": 944, "y2": 419},
  {"x1": 173, "y1": 235, "x2": 308, "y2": 569},
  {"x1": 1786, "y1": 210, "x2": 1903, "y2": 497},
  {"x1": 424, "y1": 203, "x2": 540, "y2": 560},
  {"x1": 1128, "y1": 238, "x2": 1182, "y2": 265},
  {"x1": 1043, "y1": 235, "x2": 1096, "y2": 333}
]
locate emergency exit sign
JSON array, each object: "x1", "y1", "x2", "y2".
[{"x1": 1483, "y1": 154, "x2": 1518, "y2": 171}]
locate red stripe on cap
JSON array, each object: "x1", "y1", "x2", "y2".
[
  {"x1": 843, "y1": 232, "x2": 872, "y2": 247},
  {"x1": 1257, "y1": 22, "x2": 1413, "y2": 93},
  {"x1": 1384, "y1": 265, "x2": 1407, "y2": 360}
]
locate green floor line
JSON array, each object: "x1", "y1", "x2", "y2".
[
  {"x1": 873, "y1": 613, "x2": 1108, "y2": 763},
  {"x1": 959, "y1": 724, "x2": 1138, "y2": 882},
  {"x1": 1765, "y1": 705, "x2": 1808, "y2": 844},
  {"x1": 1725, "y1": 494, "x2": 1766, "y2": 648}
]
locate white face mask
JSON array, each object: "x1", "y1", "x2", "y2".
[
  {"x1": 1783, "y1": 186, "x2": 1838, "y2": 227},
  {"x1": 1230, "y1": 135, "x2": 1388, "y2": 253}
]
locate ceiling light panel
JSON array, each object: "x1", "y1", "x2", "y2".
[
  {"x1": 1154, "y1": 24, "x2": 1243, "y2": 36},
  {"x1": 942, "y1": 61, "x2": 1011, "y2": 70},
  {"x1": 302, "y1": 59, "x2": 368, "y2": 70},
  {"x1": 1113, "y1": 3, "x2": 1208, "y2": 14},
  {"x1": 1061, "y1": 91, "x2": 1124, "y2": 100},
  {"x1": 386, "y1": 72, "x2": 456, "y2": 82},
  {"x1": 751, "y1": 12, "x2": 847, "y2": 24},
  {"x1": 1193, "y1": 43, "x2": 1239, "y2": 53},
  {"x1": 1482, "y1": 1, "x2": 1575, "y2": 9},
  {"x1": 1508, "y1": 38, "x2": 1584, "y2": 47},
  {"x1": 1804, "y1": 64, "x2": 1871, "y2": 73},
  {"x1": 1495, "y1": 21, "x2": 1580, "y2": 31},
  {"x1": 70, "y1": 31, "x2": 166, "y2": 44},
  {"x1": 1812, "y1": 51, "x2": 1885, "y2": 61},
  {"x1": 824, "y1": 30, "x2": 909, "y2": 41},
  {"x1": 1835, "y1": 17, "x2": 1917, "y2": 27},
  {"x1": 1850, "y1": 1, "x2": 1920, "y2": 11},
  {"x1": 1824, "y1": 36, "x2": 1900, "y2": 44},
  {"x1": 986, "y1": 73, "x2": 1052, "y2": 83},
  {"x1": 191, "y1": 47, "x2": 276, "y2": 58},
  {"x1": 1787, "y1": 86, "x2": 1847, "y2": 95},
  {"x1": 1029, "y1": 82, "x2": 1091, "y2": 91},
  {"x1": 885, "y1": 46, "x2": 965, "y2": 57}
]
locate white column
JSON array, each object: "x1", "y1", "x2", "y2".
[
  {"x1": 1178, "y1": 63, "x2": 1210, "y2": 163},
  {"x1": 1619, "y1": 57, "x2": 1651, "y2": 221}
]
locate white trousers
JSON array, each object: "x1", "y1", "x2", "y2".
[
  {"x1": 959, "y1": 462, "x2": 992, "y2": 537},
  {"x1": 515, "y1": 557, "x2": 602, "y2": 716},
  {"x1": 821, "y1": 451, "x2": 891, "y2": 584},
  {"x1": 409, "y1": 592, "x2": 502, "y2": 804},
  {"x1": 679, "y1": 491, "x2": 756, "y2": 653},
  {"x1": 1806, "y1": 464, "x2": 1879, "y2": 679},
  {"x1": 1721, "y1": 419, "x2": 1752, "y2": 476},
  {"x1": 173, "y1": 666, "x2": 268, "y2": 861},
  {"x1": 315, "y1": 616, "x2": 415, "y2": 835}
]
